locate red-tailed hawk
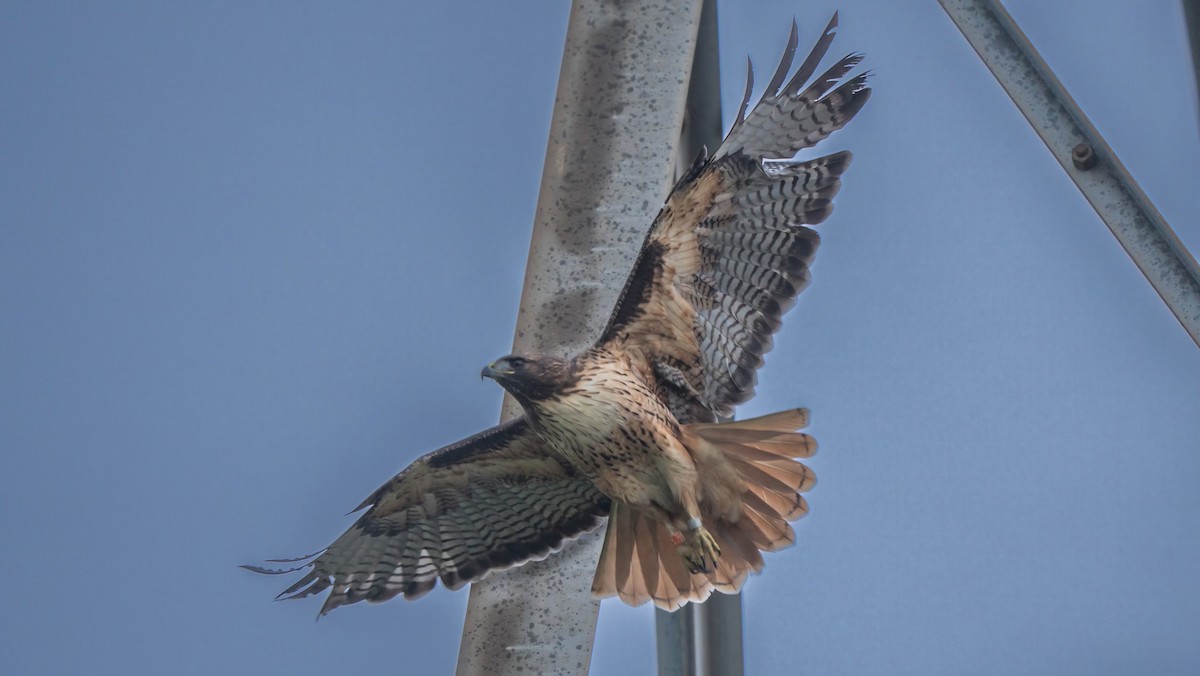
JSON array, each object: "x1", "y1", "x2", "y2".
[{"x1": 245, "y1": 15, "x2": 869, "y2": 614}]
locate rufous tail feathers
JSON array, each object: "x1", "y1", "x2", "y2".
[{"x1": 591, "y1": 408, "x2": 816, "y2": 611}]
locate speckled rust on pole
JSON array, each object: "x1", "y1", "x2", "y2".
[{"x1": 454, "y1": 2, "x2": 705, "y2": 675}]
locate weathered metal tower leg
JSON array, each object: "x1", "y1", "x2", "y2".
[
  {"x1": 656, "y1": 2, "x2": 747, "y2": 675},
  {"x1": 455, "y1": 1, "x2": 705, "y2": 674}
]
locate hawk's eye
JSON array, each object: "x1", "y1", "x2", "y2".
[{"x1": 508, "y1": 357, "x2": 526, "y2": 369}]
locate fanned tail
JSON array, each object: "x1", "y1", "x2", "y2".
[
  {"x1": 591, "y1": 409, "x2": 816, "y2": 612},
  {"x1": 688, "y1": 408, "x2": 816, "y2": 552},
  {"x1": 593, "y1": 501, "x2": 715, "y2": 611}
]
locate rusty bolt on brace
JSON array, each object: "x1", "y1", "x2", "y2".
[{"x1": 1071, "y1": 143, "x2": 1097, "y2": 171}]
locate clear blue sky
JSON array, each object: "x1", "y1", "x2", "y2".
[{"x1": 3, "y1": 2, "x2": 1198, "y2": 674}]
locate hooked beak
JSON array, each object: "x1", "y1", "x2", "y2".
[{"x1": 481, "y1": 361, "x2": 510, "y2": 381}]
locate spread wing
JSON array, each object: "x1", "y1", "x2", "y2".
[
  {"x1": 244, "y1": 418, "x2": 609, "y2": 615},
  {"x1": 597, "y1": 15, "x2": 870, "y2": 421}
]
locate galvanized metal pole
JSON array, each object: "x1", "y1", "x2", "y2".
[
  {"x1": 454, "y1": 2, "x2": 705, "y2": 674},
  {"x1": 940, "y1": 0, "x2": 1200, "y2": 349},
  {"x1": 655, "y1": 1, "x2": 746, "y2": 675}
]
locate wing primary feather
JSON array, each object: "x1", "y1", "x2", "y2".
[
  {"x1": 828, "y1": 72, "x2": 873, "y2": 119},
  {"x1": 262, "y1": 550, "x2": 325, "y2": 564},
  {"x1": 735, "y1": 56, "x2": 754, "y2": 128},
  {"x1": 784, "y1": 12, "x2": 839, "y2": 96},
  {"x1": 239, "y1": 562, "x2": 311, "y2": 576},
  {"x1": 805, "y1": 53, "x2": 865, "y2": 102},
  {"x1": 763, "y1": 20, "x2": 799, "y2": 100},
  {"x1": 246, "y1": 420, "x2": 609, "y2": 613}
]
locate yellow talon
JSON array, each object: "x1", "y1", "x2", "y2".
[{"x1": 677, "y1": 526, "x2": 721, "y2": 573}]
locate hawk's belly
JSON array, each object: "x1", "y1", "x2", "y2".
[{"x1": 530, "y1": 369, "x2": 682, "y2": 508}]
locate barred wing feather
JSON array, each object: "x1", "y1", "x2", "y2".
[
  {"x1": 597, "y1": 14, "x2": 869, "y2": 419},
  {"x1": 243, "y1": 418, "x2": 610, "y2": 615}
]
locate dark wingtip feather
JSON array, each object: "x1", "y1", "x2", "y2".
[
  {"x1": 806, "y1": 53, "x2": 865, "y2": 101},
  {"x1": 735, "y1": 56, "x2": 754, "y2": 128},
  {"x1": 825, "y1": 149, "x2": 854, "y2": 175},
  {"x1": 277, "y1": 571, "x2": 326, "y2": 598},
  {"x1": 240, "y1": 549, "x2": 324, "y2": 576},
  {"x1": 263, "y1": 550, "x2": 325, "y2": 564},
  {"x1": 240, "y1": 563, "x2": 309, "y2": 575},
  {"x1": 831, "y1": 74, "x2": 873, "y2": 124},
  {"x1": 764, "y1": 20, "x2": 800, "y2": 100},
  {"x1": 783, "y1": 13, "x2": 840, "y2": 96},
  {"x1": 803, "y1": 201, "x2": 835, "y2": 226}
]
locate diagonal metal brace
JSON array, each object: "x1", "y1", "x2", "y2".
[{"x1": 940, "y1": 0, "x2": 1200, "y2": 349}]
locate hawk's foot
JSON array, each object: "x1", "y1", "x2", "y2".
[{"x1": 677, "y1": 526, "x2": 721, "y2": 574}]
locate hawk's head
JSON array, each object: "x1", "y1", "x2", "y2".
[{"x1": 481, "y1": 353, "x2": 575, "y2": 403}]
